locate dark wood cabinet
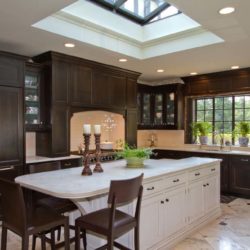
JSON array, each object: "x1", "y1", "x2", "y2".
[
  {"x1": 126, "y1": 78, "x2": 137, "y2": 108},
  {"x1": 0, "y1": 52, "x2": 24, "y2": 87},
  {"x1": 0, "y1": 86, "x2": 24, "y2": 166},
  {"x1": 61, "y1": 158, "x2": 82, "y2": 169},
  {"x1": 70, "y1": 64, "x2": 92, "y2": 106},
  {"x1": 137, "y1": 84, "x2": 183, "y2": 129},
  {"x1": 230, "y1": 155, "x2": 250, "y2": 196},
  {"x1": 126, "y1": 109, "x2": 137, "y2": 146}
]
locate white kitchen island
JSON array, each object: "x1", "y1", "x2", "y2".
[{"x1": 16, "y1": 157, "x2": 221, "y2": 250}]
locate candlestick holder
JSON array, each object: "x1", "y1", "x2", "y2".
[
  {"x1": 93, "y1": 133, "x2": 103, "y2": 173},
  {"x1": 82, "y1": 133, "x2": 92, "y2": 176}
]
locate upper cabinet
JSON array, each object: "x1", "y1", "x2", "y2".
[
  {"x1": 137, "y1": 84, "x2": 183, "y2": 130},
  {"x1": 25, "y1": 63, "x2": 49, "y2": 131}
]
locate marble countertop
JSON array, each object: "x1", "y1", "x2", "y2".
[
  {"x1": 26, "y1": 154, "x2": 82, "y2": 164},
  {"x1": 16, "y1": 157, "x2": 220, "y2": 200},
  {"x1": 154, "y1": 146, "x2": 250, "y2": 156}
]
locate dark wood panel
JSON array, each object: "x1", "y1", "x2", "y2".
[
  {"x1": 0, "y1": 86, "x2": 23, "y2": 166},
  {"x1": 70, "y1": 64, "x2": 92, "y2": 106},
  {"x1": 126, "y1": 78, "x2": 137, "y2": 108},
  {"x1": 0, "y1": 54, "x2": 24, "y2": 87},
  {"x1": 232, "y1": 72, "x2": 250, "y2": 91},
  {"x1": 61, "y1": 158, "x2": 82, "y2": 169},
  {"x1": 126, "y1": 109, "x2": 137, "y2": 146},
  {"x1": 51, "y1": 105, "x2": 70, "y2": 156},
  {"x1": 52, "y1": 60, "x2": 70, "y2": 104}
]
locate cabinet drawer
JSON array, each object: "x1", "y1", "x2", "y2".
[
  {"x1": 61, "y1": 158, "x2": 82, "y2": 169},
  {"x1": 165, "y1": 173, "x2": 186, "y2": 189},
  {"x1": 0, "y1": 165, "x2": 21, "y2": 180},
  {"x1": 231, "y1": 155, "x2": 250, "y2": 165},
  {"x1": 143, "y1": 179, "x2": 165, "y2": 197},
  {"x1": 188, "y1": 168, "x2": 206, "y2": 181},
  {"x1": 204, "y1": 164, "x2": 219, "y2": 176}
]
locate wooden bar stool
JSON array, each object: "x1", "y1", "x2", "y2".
[
  {"x1": 0, "y1": 178, "x2": 70, "y2": 250},
  {"x1": 75, "y1": 174, "x2": 144, "y2": 250}
]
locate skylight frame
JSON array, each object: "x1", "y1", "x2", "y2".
[{"x1": 88, "y1": 0, "x2": 181, "y2": 25}]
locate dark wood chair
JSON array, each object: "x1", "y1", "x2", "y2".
[
  {"x1": 0, "y1": 178, "x2": 70, "y2": 250},
  {"x1": 75, "y1": 174, "x2": 144, "y2": 250},
  {"x1": 28, "y1": 161, "x2": 78, "y2": 246}
]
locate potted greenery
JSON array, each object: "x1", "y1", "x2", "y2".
[
  {"x1": 191, "y1": 122, "x2": 212, "y2": 145},
  {"x1": 233, "y1": 121, "x2": 250, "y2": 147},
  {"x1": 116, "y1": 144, "x2": 153, "y2": 168}
]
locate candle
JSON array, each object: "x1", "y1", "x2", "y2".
[
  {"x1": 94, "y1": 124, "x2": 101, "y2": 134},
  {"x1": 83, "y1": 124, "x2": 91, "y2": 134}
]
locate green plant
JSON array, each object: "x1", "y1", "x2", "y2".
[
  {"x1": 191, "y1": 122, "x2": 212, "y2": 137},
  {"x1": 233, "y1": 121, "x2": 250, "y2": 137},
  {"x1": 116, "y1": 144, "x2": 153, "y2": 159}
]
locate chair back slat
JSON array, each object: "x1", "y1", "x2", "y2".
[
  {"x1": 0, "y1": 178, "x2": 27, "y2": 234},
  {"x1": 108, "y1": 174, "x2": 143, "y2": 205},
  {"x1": 29, "y1": 161, "x2": 61, "y2": 174}
]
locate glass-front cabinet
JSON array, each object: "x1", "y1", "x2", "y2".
[
  {"x1": 137, "y1": 84, "x2": 182, "y2": 129},
  {"x1": 25, "y1": 63, "x2": 48, "y2": 131}
]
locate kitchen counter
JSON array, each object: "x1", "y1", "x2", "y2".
[
  {"x1": 16, "y1": 157, "x2": 220, "y2": 199},
  {"x1": 154, "y1": 145, "x2": 250, "y2": 155},
  {"x1": 26, "y1": 154, "x2": 82, "y2": 164}
]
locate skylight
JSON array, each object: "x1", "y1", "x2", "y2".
[{"x1": 89, "y1": 0, "x2": 180, "y2": 25}]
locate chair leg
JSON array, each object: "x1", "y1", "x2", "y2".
[
  {"x1": 75, "y1": 224, "x2": 81, "y2": 250},
  {"x1": 82, "y1": 229, "x2": 87, "y2": 250},
  {"x1": 64, "y1": 219, "x2": 70, "y2": 250},
  {"x1": 22, "y1": 234, "x2": 29, "y2": 250},
  {"x1": 41, "y1": 234, "x2": 46, "y2": 250},
  {"x1": 107, "y1": 235, "x2": 114, "y2": 250},
  {"x1": 51, "y1": 229, "x2": 56, "y2": 250},
  {"x1": 134, "y1": 226, "x2": 140, "y2": 250},
  {"x1": 1, "y1": 226, "x2": 7, "y2": 250},
  {"x1": 32, "y1": 235, "x2": 37, "y2": 250},
  {"x1": 57, "y1": 226, "x2": 61, "y2": 241}
]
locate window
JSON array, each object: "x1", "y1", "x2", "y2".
[
  {"x1": 194, "y1": 95, "x2": 250, "y2": 145},
  {"x1": 89, "y1": 0, "x2": 180, "y2": 25}
]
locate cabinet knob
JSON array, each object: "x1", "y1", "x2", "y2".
[
  {"x1": 165, "y1": 198, "x2": 169, "y2": 202},
  {"x1": 173, "y1": 178, "x2": 180, "y2": 183},
  {"x1": 161, "y1": 201, "x2": 164, "y2": 204},
  {"x1": 64, "y1": 163, "x2": 71, "y2": 167},
  {"x1": 206, "y1": 183, "x2": 209, "y2": 186},
  {"x1": 147, "y1": 187, "x2": 155, "y2": 191},
  {"x1": 211, "y1": 168, "x2": 216, "y2": 172},
  {"x1": 203, "y1": 184, "x2": 207, "y2": 187},
  {"x1": 195, "y1": 173, "x2": 200, "y2": 176}
]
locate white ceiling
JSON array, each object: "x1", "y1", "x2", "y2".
[{"x1": 0, "y1": 0, "x2": 250, "y2": 82}]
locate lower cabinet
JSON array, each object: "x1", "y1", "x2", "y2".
[{"x1": 140, "y1": 163, "x2": 220, "y2": 249}]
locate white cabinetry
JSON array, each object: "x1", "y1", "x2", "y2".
[{"x1": 140, "y1": 162, "x2": 220, "y2": 250}]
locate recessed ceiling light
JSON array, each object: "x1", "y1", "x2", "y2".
[
  {"x1": 157, "y1": 69, "x2": 164, "y2": 73},
  {"x1": 190, "y1": 72, "x2": 197, "y2": 75},
  {"x1": 119, "y1": 58, "x2": 127, "y2": 62},
  {"x1": 231, "y1": 65, "x2": 239, "y2": 70},
  {"x1": 64, "y1": 43, "x2": 75, "y2": 48},
  {"x1": 219, "y1": 7, "x2": 235, "y2": 15}
]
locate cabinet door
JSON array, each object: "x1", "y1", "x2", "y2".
[
  {"x1": 51, "y1": 105, "x2": 70, "y2": 156},
  {"x1": 0, "y1": 86, "x2": 23, "y2": 166},
  {"x1": 230, "y1": 156, "x2": 250, "y2": 196},
  {"x1": 141, "y1": 93, "x2": 151, "y2": 125},
  {"x1": 166, "y1": 92, "x2": 175, "y2": 126},
  {"x1": 0, "y1": 54, "x2": 24, "y2": 87},
  {"x1": 187, "y1": 180, "x2": 204, "y2": 223},
  {"x1": 162, "y1": 187, "x2": 186, "y2": 238},
  {"x1": 154, "y1": 93, "x2": 163, "y2": 125},
  {"x1": 70, "y1": 64, "x2": 92, "y2": 106},
  {"x1": 140, "y1": 194, "x2": 162, "y2": 249},
  {"x1": 204, "y1": 175, "x2": 220, "y2": 213},
  {"x1": 52, "y1": 60, "x2": 70, "y2": 104}
]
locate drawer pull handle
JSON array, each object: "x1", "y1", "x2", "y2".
[
  {"x1": 207, "y1": 183, "x2": 209, "y2": 186},
  {"x1": 64, "y1": 163, "x2": 72, "y2": 167},
  {"x1": 195, "y1": 173, "x2": 200, "y2": 176},
  {"x1": 160, "y1": 201, "x2": 164, "y2": 204},
  {"x1": 147, "y1": 187, "x2": 155, "y2": 191},
  {"x1": 241, "y1": 159, "x2": 249, "y2": 162},
  {"x1": 173, "y1": 179, "x2": 180, "y2": 183},
  {"x1": 165, "y1": 198, "x2": 169, "y2": 202},
  {"x1": 0, "y1": 166, "x2": 14, "y2": 171},
  {"x1": 203, "y1": 184, "x2": 207, "y2": 187},
  {"x1": 211, "y1": 168, "x2": 216, "y2": 171}
]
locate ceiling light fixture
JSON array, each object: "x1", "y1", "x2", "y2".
[
  {"x1": 231, "y1": 65, "x2": 239, "y2": 70},
  {"x1": 64, "y1": 43, "x2": 75, "y2": 48},
  {"x1": 119, "y1": 58, "x2": 127, "y2": 62},
  {"x1": 190, "y1": 72, "x2": 197, "y2": 75},
  {"x1": 157, "y1": 69, "x2": 164, "y2": 73},
  {"x1": 219, "y1": 7, "x2": 235, "y2": 15}
]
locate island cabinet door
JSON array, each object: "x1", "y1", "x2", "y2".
[
  {"x1": 162, "y1": 186, "x2": 186, "y2": 239},
  {"x1": 140, "y1": 194, "x2": 163, "y2": 249},
  {"x1": 187, "y1": 179, "x2": 205, "y2": 223},
  {"x1": 204, "y1": 175, "x2": 220, "y2": 213}
]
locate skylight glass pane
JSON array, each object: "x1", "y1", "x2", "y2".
[
  {"x1": 150, "y1": 5, "x2": 179, "y2": 22},
  {"x1": 120, "y1": 0, "x2": 165, "y2": 18}
]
